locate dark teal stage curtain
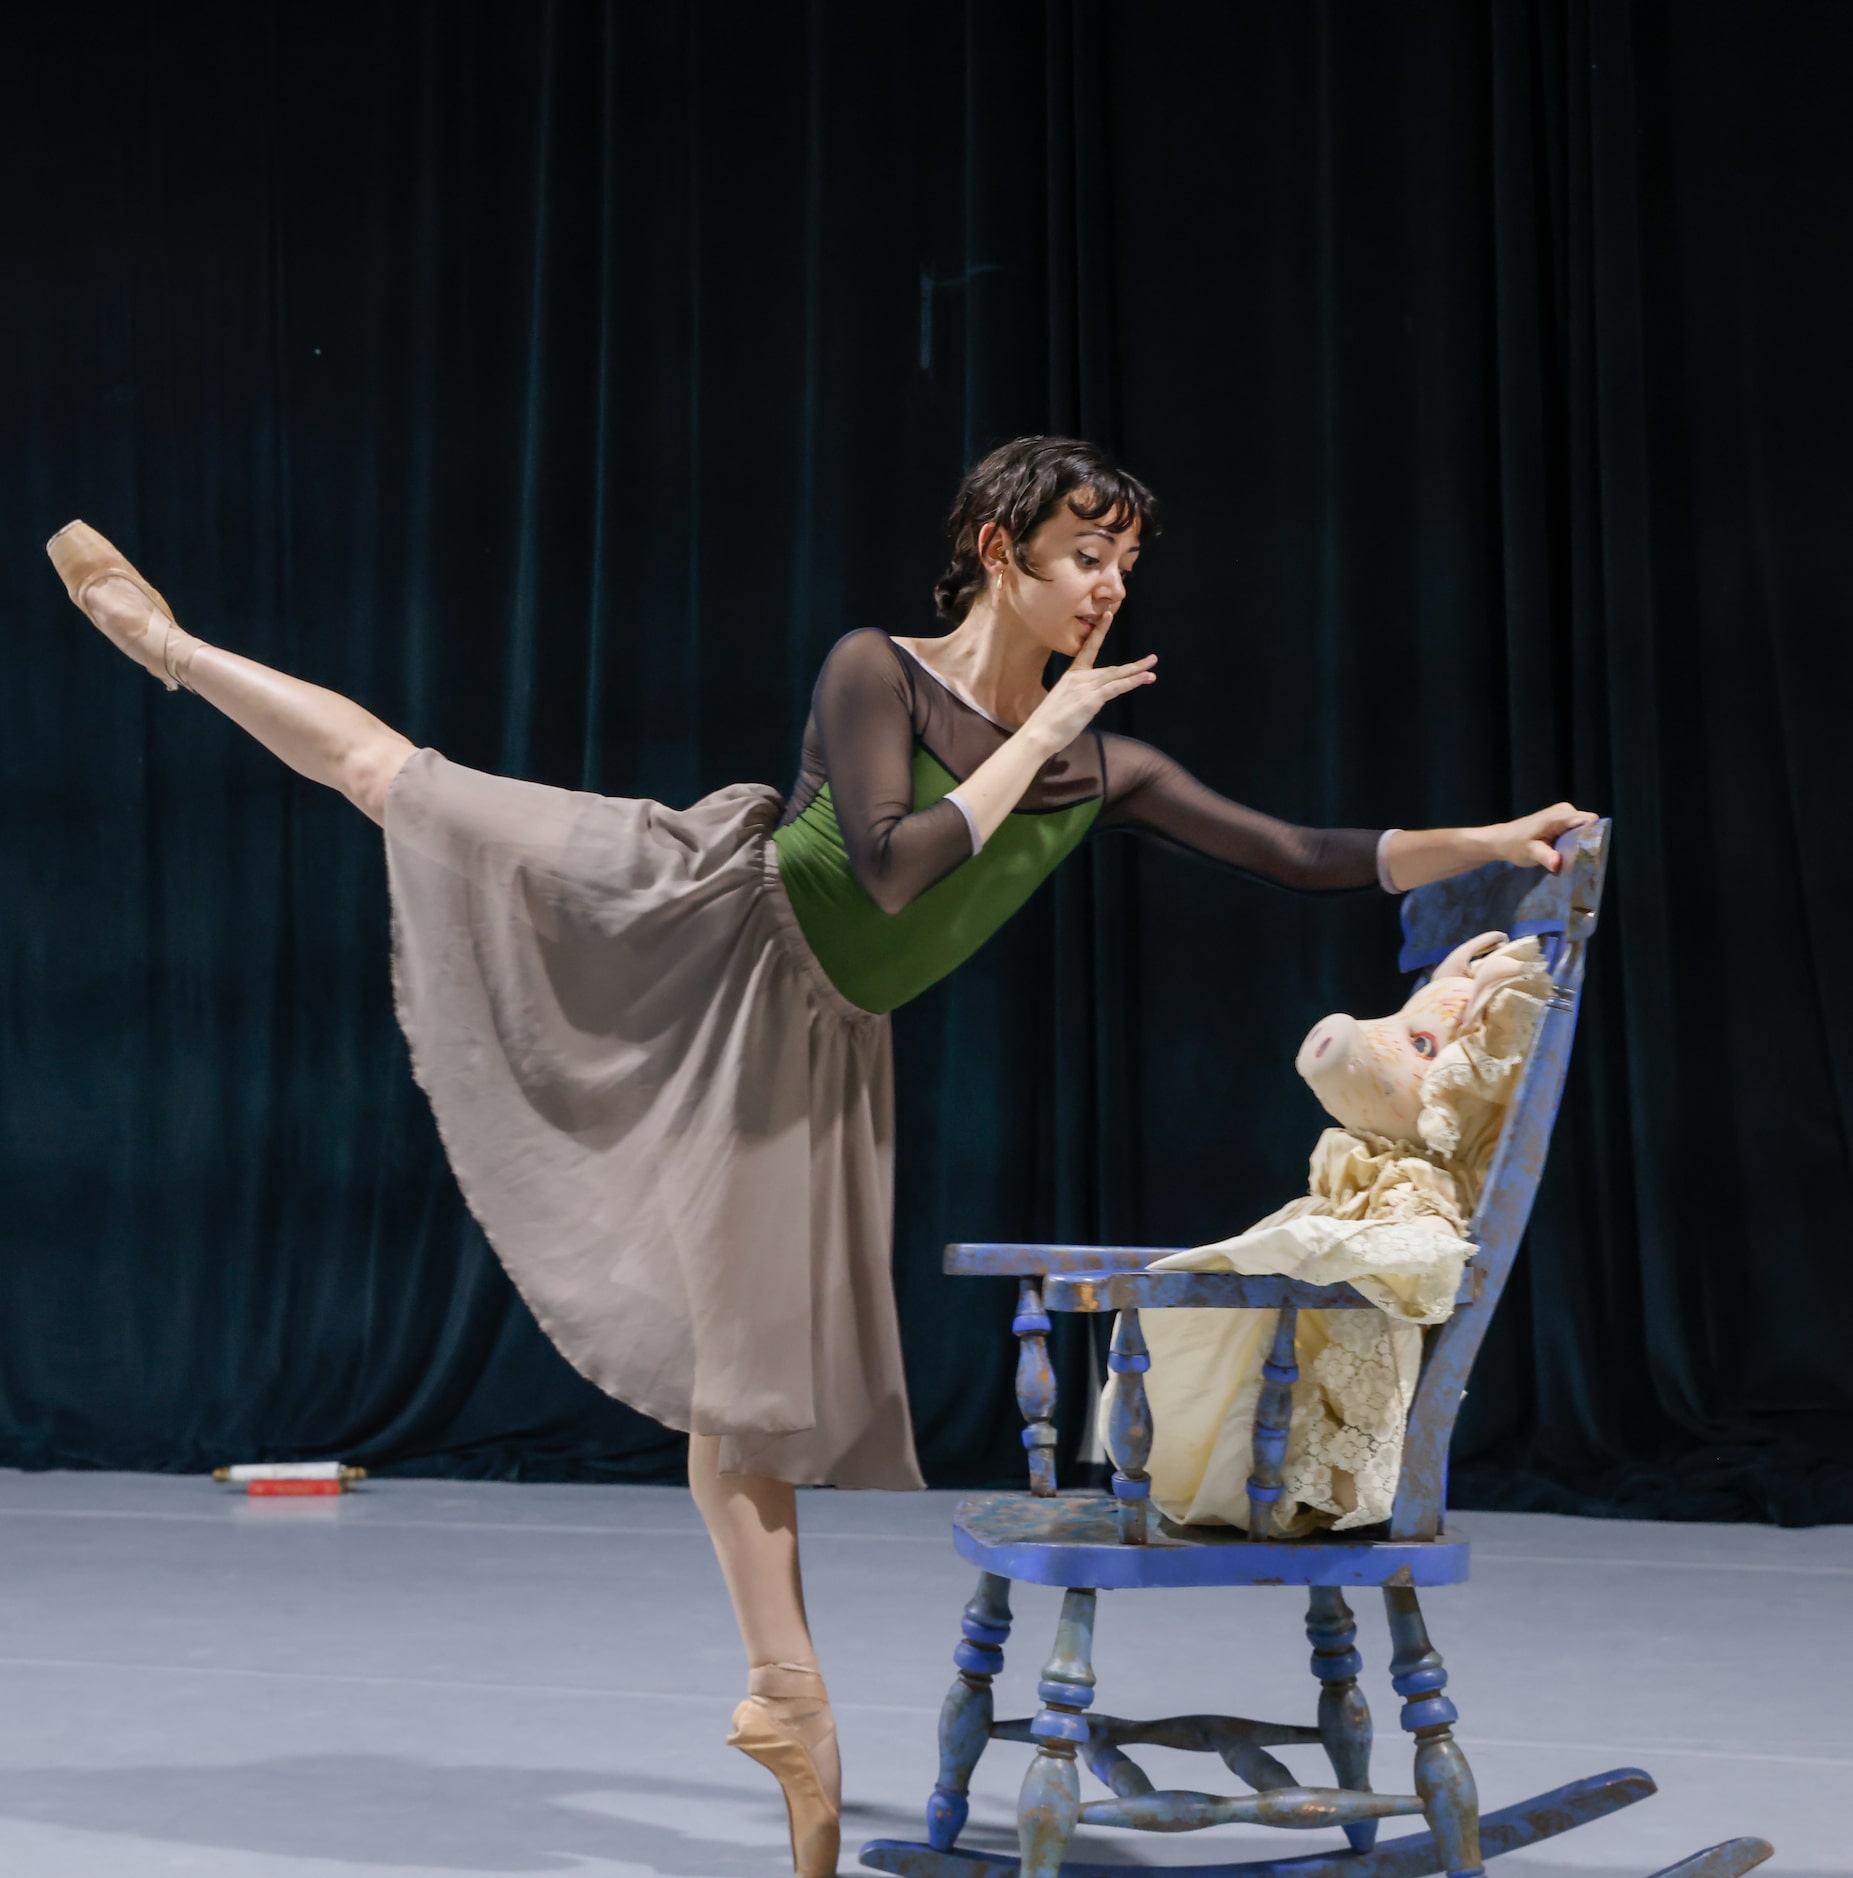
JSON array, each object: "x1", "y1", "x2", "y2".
[{"x1": 2, "y1": 1, "x2": 1848, "y2": 1518}]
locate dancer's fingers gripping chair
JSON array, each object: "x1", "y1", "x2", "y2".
[{"x1": 862, "y1": 824, "x2": 1772, "y2": 1878}]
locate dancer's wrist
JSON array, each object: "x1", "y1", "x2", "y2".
[{"x1": 1013, "y1": 718, "x2": 1067, "y2": 763}]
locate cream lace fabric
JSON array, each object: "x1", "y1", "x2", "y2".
[{"x1": 1100, "y1": 939, "x2": 1551, "y2": 1534}]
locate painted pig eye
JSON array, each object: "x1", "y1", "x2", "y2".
[{"x1": 1410, "y1": 1032, "x2": 1438, "y2": 1059}]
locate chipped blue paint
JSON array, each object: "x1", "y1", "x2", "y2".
[
  {"x1": 994, "y1": 1712, "x2": 1320, "y2": 1753},
  {"x1": 1105, "y1": 1312, "x2": 1151, "y2": 1542},
  {"x1": 1018, "y1": 1590, "x2": 1098, "y2": 1877},
  {"x1": 943, "y1": 1244, "x2": 1185, "y2": 1277},
  {"x1": 1307, "y1": 1585, "x2": 1376, "y2": 1852},
  {"x1": 1396, "y1": 841, "x2": 1586, "y2": 976},
  {"x1": 1013, "y1": 1279, "x2": 1058, "y2": 1496},
  {"x1": 1077, "y1": 1784, "x2": 1423, "y2": 1831},
  {"x1": 1043, "y1": 1268, "x2": 1480, "y2": 1314},
  {"x1": 1644, "y1": 1844, "x2": 1774, "y2": 1878},
  {"x1": 951, "y1": 1494, "x2": 1470, "y2": 1589},
  {"x1": 863, "y1": 1768, "x2": 1658, "y2": 1875},
  {"x1": 927, "y1": 1572, "x2": 1013, "y2": 1850},
  {"x1": 1247, "y1": 1306, "x2": 1300, "y2": 1540},
  {"x1": 1386, "y1": 1584, "x2": 1480, "y2": 1874}
]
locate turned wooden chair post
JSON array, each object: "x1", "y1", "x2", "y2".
[
  {"x1": 1245, "y1": 1302, "x2": 1299, "y2": 1541},
  {"x1": 1014, "y1": 1277, "x2": 1058, "y2": 1496},
  {"x1": 1386, "y1": 1581, "x2": 1482, "y2": 1876},
  {"x1": 1308, "y1": 1585, "x2": 1377, "y2": 1852},
  {"x1": 1106, "y1": 1309, "x2": 1152, "y2": 1542},
  {"x1": 1019, "y1": 1588, "x2": 1098, "y2": 1878},
  {"x1": 926, "y1": 1570, "x2": 1013, "y2": 1851}
]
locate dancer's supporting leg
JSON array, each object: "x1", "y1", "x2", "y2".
[{"x1": 689, "y1": 1433, "x2": 842, "y2": 1878}]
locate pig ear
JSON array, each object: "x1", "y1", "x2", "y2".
[
  {"x1": 1460, "y1": 951, "x2": 1526, "y2": 1032},
  {"x1": 1430, "y1": 930, "x2": 1508, "y2": 985}
]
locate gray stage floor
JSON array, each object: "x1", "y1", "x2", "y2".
[{"x1": 0, "y1": 1471, "x2": 1841, "y2": 1876}]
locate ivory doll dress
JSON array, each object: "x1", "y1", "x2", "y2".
[
  {"x1": 1100, "y1": 941, "x2": 1552, "y2": 1533},
  {"x1": 383, "y1": 628, "x2": 1388, "y2": 1489}
]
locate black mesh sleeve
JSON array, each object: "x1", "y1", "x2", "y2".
[
  {"x1": 1096, "y1": 733, "x2": 1383, "y2": 891},
  {"x1": 811, "y1": 631, "x2": 978, "y2": 915}
]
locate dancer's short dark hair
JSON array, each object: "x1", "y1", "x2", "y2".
[{"x1": 934, "y1": 436, "x2": 1161, "y2": 622}]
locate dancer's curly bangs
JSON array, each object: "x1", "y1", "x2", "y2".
[{"x1": 933, "y1": 436, "x2": 1161, "y2": 622}]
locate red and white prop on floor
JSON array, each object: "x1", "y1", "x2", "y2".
[{"x1": 213, "y1": 1462, "x2": 367, "y2": 1498}]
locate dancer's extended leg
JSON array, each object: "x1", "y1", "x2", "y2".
[
  {"x1": 689, "y1": 1433, "x2": 842, "y2": 1877},
  {"x1": 48, "y1": 522, "x2": 415, "y2": 825},
  {"x1": 173, "y1": 631, "x2": 414, "y2": 826}
]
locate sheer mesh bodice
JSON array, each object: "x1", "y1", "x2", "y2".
[{"x1": 775, "y1": 628, "x2": 1383, "y2": 912}]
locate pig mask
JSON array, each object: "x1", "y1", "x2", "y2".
[{"x1": 1294, "y1": 932, "x2": 1527, "y2": 1146}]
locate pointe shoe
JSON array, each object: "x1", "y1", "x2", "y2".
[
  {"x1": 46, "y1": 520, "x2": 196, "y2": 692},
  {"x1": 727, "y1": 1662, "x2": 840, "y2": 1878}
]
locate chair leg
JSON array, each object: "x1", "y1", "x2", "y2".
[
  {"x1": 1018, "y1": 1588, "x2": 1097, "y2": 1878},
  {"x1": 1307, "y1": 1585, "x2": 1376, "y2": 1853},
  {"x1": 927, "y1": 1571, "x2": 1013, "y2": 1850},
  {"x1": 1384, "y1": 1583, "x2": 1483, "y2": 1878}
]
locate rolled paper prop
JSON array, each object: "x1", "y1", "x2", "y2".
[
  {"x1": 214, "y1": 1462, "x2": 366, "y2": 1495},
  {"x1": 212, "y1": 1462, "x2": 367, "y2": 1483}
]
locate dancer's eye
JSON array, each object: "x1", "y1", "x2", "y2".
[{"x1": 1077, "y1": 552, "x2": 1099, "y2": 568}]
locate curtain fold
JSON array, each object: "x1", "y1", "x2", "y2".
[{"x1": 2, "y1": 0, "x2": 1847, "y2": 1518}]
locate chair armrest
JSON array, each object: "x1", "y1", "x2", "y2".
[
  {"x1": 942, "y1": 1243, "x2": 1185, "y2": 1277},
  {"x1": 1044, "y1": 1267, "x2": 1484, "y2": 1314},
  {"x1": 947, "y1": 1246, "x2": 1191, "y2": 1501}
]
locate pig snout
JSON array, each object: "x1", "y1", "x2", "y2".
[{"x1": 1296, "y1": 1013, "x2": 1361, "y2": 1091}]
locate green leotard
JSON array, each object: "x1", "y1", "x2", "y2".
[
  {"x1": 772, "y1": 630, "x2": 1384, "y2": 1015},
  {"x1": 775, "y1": 747, "x2": 1098, "y2": 1014}
]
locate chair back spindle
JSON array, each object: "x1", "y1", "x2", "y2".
[
  {"x1": 1245, "y1": 1304, "x2": 1300, "y2": 1540},
  {"x1": 1013, "y1": 1278, "x2": 1059, "y2": 1496},
  {"x1": 1106, "y1": 1310, "x2": 1153, "y2": 1543}
]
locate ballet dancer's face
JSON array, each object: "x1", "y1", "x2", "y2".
[{"x1": 979, "y1": 495, "x2": 1142, "y2": 659}]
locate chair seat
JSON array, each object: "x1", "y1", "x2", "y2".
[{"x1": 953, "y1": 1491, "x2": 1470, "y2": 1589}]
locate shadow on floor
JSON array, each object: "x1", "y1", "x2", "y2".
[{"x1": 0, "y1": 1752, "x2": 878, "y2": 1874}]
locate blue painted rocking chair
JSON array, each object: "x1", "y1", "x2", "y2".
[{"x1": 862, "y1": 823, "x2": 1772, "y2": 1878}]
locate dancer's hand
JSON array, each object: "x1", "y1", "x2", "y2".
[
  {"x1": 1485, "y1": 803, "x2": 1601, "y2": 872},
  {"x1": 1025, "y1": 619, "x2": 1156, "y2": 753},
  {"x1": 1383, "y1": 802, "x2": 1600, "y2": 890}
]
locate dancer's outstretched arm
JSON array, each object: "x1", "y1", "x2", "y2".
[{"x1": 48, "y1": 523, "x2": 416, "y2": 826}]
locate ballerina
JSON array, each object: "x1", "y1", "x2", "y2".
[{"x1": 47, "y1": 434, "x2": 1593, "y2": 1875}]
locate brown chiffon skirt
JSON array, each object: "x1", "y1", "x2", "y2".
[{"x1": 382, "y1": 748, "x2": 922, "y2": 1489}]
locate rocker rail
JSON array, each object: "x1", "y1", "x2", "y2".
[
  {"x1": 867, "y1": 1777, "x2": 1771, "y2": 1877},
  {"x1": 864, "y1": 1767, "x2": 1687, "y2": 1876}
]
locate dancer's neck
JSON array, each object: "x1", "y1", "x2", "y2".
[{"x1": 898, "y1": 599, "x2": 1050, "y2": 728}]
